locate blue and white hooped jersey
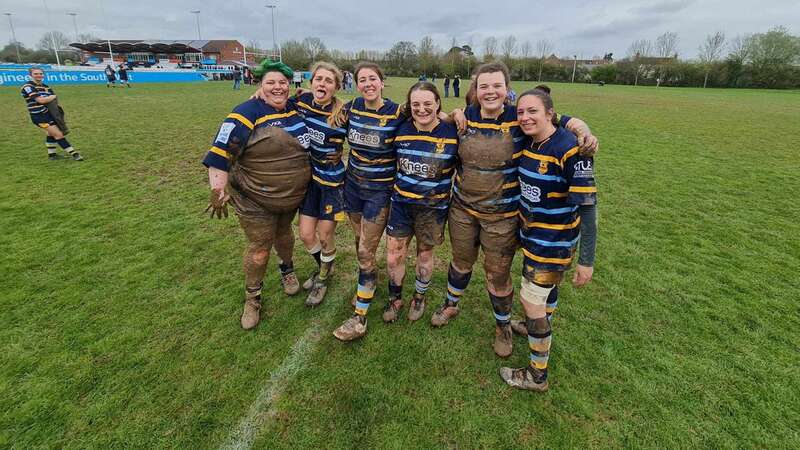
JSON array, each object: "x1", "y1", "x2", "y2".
[
  {"x1": 391, "y1": 119, "x2": 459, "y2": 209},
  {"x1": 518, "y1": 126, "x2": 596, "y2": 272},
  {"x1": 202, "y1": 98, "x2": 310, "y2": 172},
  {"x1": 345, "y1": 97, "x2": 406, "y2": 191},
  {"x1": 293, "y1": 92, "x2": 347, "y2": 188}
]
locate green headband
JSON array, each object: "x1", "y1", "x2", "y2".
[{"x1": 253, "y1": 59, "x2": 294, "y2": 80}]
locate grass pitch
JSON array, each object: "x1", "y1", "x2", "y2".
[{"x1": 1, "y1": 78, "x2": 799, "y2": 449}]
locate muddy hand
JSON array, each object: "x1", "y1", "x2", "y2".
[
  {"x1": 205, "y1": 187, "x2": 230, "y2": 219},
  {"x1": 577, "y1": 133, "x2": 599, "y2": 156},
  {"x1": 451, "y1": 109, "x2": 467, "y2": 134}
]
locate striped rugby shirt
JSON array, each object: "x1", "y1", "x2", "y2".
[
  {"x1": 518, "y1": 125, "x2": 596, "y2": 272},
  {"x1": 391, "y1": 119, "x2": 459, "y2": 209},
  {"x1": 20, "y1": 81, "x2": 53, "y2": 115},
  {"x1": 293, "y1": 92, "x2": 347, "y2": 188},
  {"x1": 344, "y1": 97, "x2": 406, "y2": 191}
]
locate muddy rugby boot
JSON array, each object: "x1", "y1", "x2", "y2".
[
  {"x1": 382, "y1": 297, "x2": 405, "y2": 323},
  {"x1": 333, "y1": 315, "x2": 367, "y2": 341},
  {"x1": 499, "y1": 366, "x2": 549, "y2": 392},
  {"x1": 240, "y1": 297, "x2": 262, "y2": 330},
  {"x1": 407, "y1": 293, "x2": 426, "y2": 322},
  {"x1": 280, "y1": 271, "x2": 300, "y2": 296},
  {"x1": 302, "y1": 271, "x2": 319, "y2": 290},
  {"x1": 493, "y1": 324, "x2": 513, "y2": 358},
  {"x1": 430, "y1": 301, "x2": 460, "y2": 327},
  {"x1": 510, "y1": 319, "x2": 528, "y2": 337},
  {"x1": 71, "y1": 152, "x2": 84, "y2": 161},
  {"x1": 305, "y1": 277, "x2": 328, "y2": 307}
]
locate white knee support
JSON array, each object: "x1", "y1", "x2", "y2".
[{"x1": 520, "y1": 278, "x2": 554, "y2": 307}]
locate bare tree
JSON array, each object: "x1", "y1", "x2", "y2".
[
  {"x1": 37, "y1": 31, "x2": 70, "y2": 52},
  {"x1": 655, "y1": 32, "x2": 679, "y2": 57},
  {"x1": 520, "y1": 40, "x2": 532, "y2": 79},
  {"x1": 302, "y1": 37, "x2": 328, "y2": 61},
  {"x1": 501, "y1": 35, "x2": 517, "y2": 63},
  {"x1": 483, "y1": 36, "x2": 497, "y2": 61},
  {"x1": 728, "y1": 34, "x2": 753, "y2": 62},
  {"x1": 418, "y1": 35, "x2": 436, "y2": 75},
  {"x1": 536, "y1": 39, "x2": 553, "y2": 81},
  {"x1": 698, "y1": 31, "x2": 725, "y2": 88},
  {"x1": 627, "y1": 39, "x2": 652, "y2": 58}
]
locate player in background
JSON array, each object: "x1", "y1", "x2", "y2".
[{"x1": 19, "y1": 67, "x2": 83, "y2": 161}]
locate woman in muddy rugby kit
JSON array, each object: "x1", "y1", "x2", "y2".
[
  {"x1": 19, "y1": 67, "x2": 83, "y2": 161},
  {"x1": 499, "y1": 88, "x2": 598, "y2": 392},
  {"x1": 332, "y1": 62, "x2": 411, "y2": 341},
  {"x1": 334, "y1": 82, "x2": 459, "y2": 341},
  {"x1": 203, "y1": 59, "x2": 311, "y2": 330},
  {"x1": 292, "y1": 62, "x2": 349, "y2": 308},
  {"x1": 430, "y1": 62, "x2": 598, "y2": 358}
]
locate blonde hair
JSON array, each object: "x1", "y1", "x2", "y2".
[{"x1": 309, "y1": 61, "x2": 347, "y2": 128}]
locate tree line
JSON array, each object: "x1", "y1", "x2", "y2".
[{"x1": 3, "y1": 27, "x2": 798, "y2": 89}]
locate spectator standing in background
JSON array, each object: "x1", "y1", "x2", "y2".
[
  {"x1": 453, "y1": 75, "x2": 461, "y2": 97},
  {"x1": 233, "y1": 66, "x2": 242, "y2": 90},
  {"x1": 443, "y1": 74, "x2": 450, "y2": 98}
]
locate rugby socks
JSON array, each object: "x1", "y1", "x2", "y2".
[
  {"x1": 388, "y1": 281, "x2": 402, "y2": 300},
  {"x1": 45, "y1": 136, "x2": 57, "y2": 156},
  {"x1": 414, "y1": 277, "x2": 430, "y2": 296},
  {"x1": 488, "y1": 291, "x2": 513, "y2": 326},
  {"x1": 56, "y1": 138, "x2": 76, "y2": 156},
  {"x1": 307, "y1": 242, "x2": 322, "y2": 269},
  {"x1": 546, "y1": 286, "x2": 559, "y2": 322},
  {"x1": 444, "y1": 264, "x2": 471, "y2": 306},
  {"x1": 527, "y1": 316, "x2": 552, "y2": 379},
  {"x1": 318, "y1": 250, "x2": 335, "y2": 282},
  {"x1": 246, "y1": 282, "x2": 263, "y2": 301},
  {"x1": 279, "y1": 261, "x2": 294, "y2": 275},
  {"x1": 354, "y1": 270, "x2": 376, "y2": 316}
]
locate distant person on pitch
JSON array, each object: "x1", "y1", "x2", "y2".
[
  {"x1": 452, "y1": 74, "x2": 461, "y2": 97},
  {"x1": 118, "y1": 63, "x2": 131, "y2": 87},
  {"x1": 443, "y1": 74, "x2": 450, "y2": 98},
  {"x1": 293, "y1": 70, "x2": 303, "y2": 88},
  {"x1": 19, "y1": 67, "x2": 83, "y2": 161},
  {"x1": 105, "y1": 64, "x2": 116, "y2": 87},
  {"x1": 233, "y1": 66, "x2": 242, "y2": 90}
]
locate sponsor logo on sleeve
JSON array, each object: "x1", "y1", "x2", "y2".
[
  {"x1": 573, "y1": 160, "x2": 593, "y2": 178},
  {"x1": 215, "y1": 122, "x2": 236, "y2": 144}
]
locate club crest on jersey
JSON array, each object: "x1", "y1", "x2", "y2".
[
  {"x1": 538, "y1": 160, "x2": 548, "y2": 174},
  {"x1": 435, "y1": 138, "x2": 446, "y2": 153},
  {"x1": 378, "y1": 118, "x2": 388, "y2": 127},
  {"x1": 500, "y1": 123, "x2": 511, "y2": 134}
]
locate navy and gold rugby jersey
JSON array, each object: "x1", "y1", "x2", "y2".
[
  {"x1": 345, "y1": 97, "x2": 406, "y2": 190},
  {"x1": 392, "y1": 119, "x2": 459, "y2": 209},
  {"x1": 518, "y1": 125, "x2": 596, "y2": 272},
  {"x1": 293, "y1": 92, "x2": 347, "y2": 187},
  {"x1": 20, "y1": 81, "x2": 53, "y2": 115},
  {"x1": 203, "y1": 99, "x2": 310, "y2": 171}
]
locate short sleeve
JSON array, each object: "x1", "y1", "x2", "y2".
[
  {"x1": 563, "y1": 149, "x2": 597, "y2": 206},
  {"x1": 557, "y1": 114, "x2": 572, "y2": 128},
  {"x1": 202, "y1": 107, "x2": 255, "y2": 171}
]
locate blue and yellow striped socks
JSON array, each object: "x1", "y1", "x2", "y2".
[
  {"x1": 355, "y1": 270, "x2": 376, "y2": 316},
  {"x1": 45, "y1": 136, "x2": 57, "y2": 155},
  {"x1": 414, "y1": 277, "x2": 430, "y2": 296},
  {"x1": 489, "y1": 291, "x2": 513, "y2": 326},
  {"x1": 444, "y1": 264, "x2": 471, "y2": 306},
  {"x1": 527, "y1": 317, "x2": 552, "y2": 377}
]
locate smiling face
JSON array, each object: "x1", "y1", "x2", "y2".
[
  {"x1": 311, "y1": 68, "x2": 338, "y2": 105},
  {"x1": 356, "y1": 68, "x2": 384, "y2": 103},
  {"x1": 30, "y1": 69, "x2": 44, "y2": 83},
  {"x1": 517, "y1": 93, "x2": 555, "y2": 140},
  {"x1": 259, "y1": 71, "x2": 290, "y2": 110},
  {"x1": 476, "y1": 71, "x2": 508, "y2": 115},
  {"x1": 410, "y1": 88, "x2": 440, "y2": 129}
]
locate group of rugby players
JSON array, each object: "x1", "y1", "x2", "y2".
[{"x1": 203, "y1": 58, "x2": 600, "y2": 392}]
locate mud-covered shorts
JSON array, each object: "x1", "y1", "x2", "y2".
[
  {"x1": 237, "y1": 210, "x2": 296, "y2": 248},
  {"x1": 344, "y1": 176, "x2": 391, "y2": 222},
  {"x1": 386, "y1": 200, "x2": 448, "y2": 247},
  {"x1": 448, "y1": 199, "x2": 520, "y2": 270},
  {"x1": 299, "y1": 181, "x2": 346, "y2": 222},
  {"x1": 30, "y1": 112, "x2": 56, "y2": 128}
]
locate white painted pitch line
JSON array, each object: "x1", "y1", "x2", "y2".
[{"x1": 219, "y1": 310, "x2": 334, "y2": 450}]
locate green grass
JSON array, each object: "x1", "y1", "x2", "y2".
[{"x1": 1, "y1": 78, "x2": 799, "y2": 449}]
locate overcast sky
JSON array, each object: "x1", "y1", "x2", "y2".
[{"x1": 3, "y1": 0, "x2": 799, "y2": 59}]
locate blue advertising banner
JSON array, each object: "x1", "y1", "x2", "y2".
[{"x1": 0, "y1": 70, "x2": 207, "y2": 86}]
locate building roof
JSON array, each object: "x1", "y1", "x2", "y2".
[{"x1": 69, "y1": 39, "x2": 240, "y2": 54}]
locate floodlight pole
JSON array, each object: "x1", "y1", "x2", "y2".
[
  {"x1": 67, "y1": 12, "x2": 81, "y2": 62},
  {"x1": 266, "y1": 4, "x2": 280, "y2": 61},
  {"x1": 571, "y1": 55, "x2": 577, "y2": 83},
  {"x1": 3, "y1": 13, "x2": 21, "y2": 63},
  {"x1": 42, "y1": 0, "x2": 61, "y2": 66},
  {"x1": 190, "y1": 10, "x2": 203, "y2": 65}
]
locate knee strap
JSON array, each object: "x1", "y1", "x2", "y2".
[{"x1": 520, "y1": 278, "x2": 554, "y2": 307}]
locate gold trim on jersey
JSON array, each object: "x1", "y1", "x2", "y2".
[
  {"x1": 394, "y1": 135, "x2": 457, "y2": 145},
  {"x1": 350, "y1": 149, "x2": 395, "y2": 164},
  {"x1": 312, "y1": 175, "x2": 343, "y2": 187},
  {"x1": 560, "y1": 146, "x2": 580, "y2": 165},
  {"x1": 394, "y1": 185, "x2": 449, "y2": 200},
  {"x1": 520, "y1": 215, "x2": 580, "y2": 230},
  {"x1": 548, "y1": 192, "x2": 568, "y2": 198},
  {"x1": 569, "y1": 186, "x2": 597, "y2": 194},
  {"x1": 350, "y1": 107, "x2": 401, "y2": 121},
  {"x1": 254, "y1": 110, "x2": 298, "y2": 126},
  {"x1": 210, "y1": 146, "x2": 231, "y2": 159},
  {"x1": 522, "y1": 248, "x2": 573, "y2": 265},
  {"x1": 226, "y1": 113, "x2": 254, "y2": 130},
  {"x1": 462, "y1": 205, "x2": 518, "y2": 219},
  {"x1": 523, "y1": 150, "x2": 562, "y2": 167},
  {"x1": 466, "y1": 120, "x2": 519, "y2": 131},
  {"x1": 296, "y1": 100, "x2": 331, "y2": 116}
]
